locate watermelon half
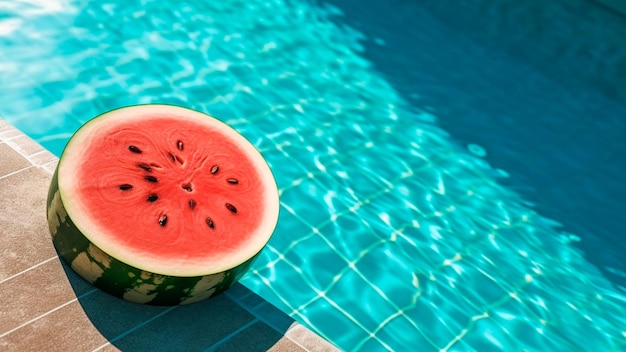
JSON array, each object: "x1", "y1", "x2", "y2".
[{"x1": 46, "y1": 105, "x2": 280, "y2": 305}]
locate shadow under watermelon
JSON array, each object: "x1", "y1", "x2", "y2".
[{"x1": 58, "y1": 259, "x2": 293, "y2": 351}]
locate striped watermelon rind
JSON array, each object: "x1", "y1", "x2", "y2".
[
  {"x1": 45, "y1": 105, "x2": 278, "y2": 305},
  {"x1": 47, "y1": 162, "x2": 258, "y2": 305}
]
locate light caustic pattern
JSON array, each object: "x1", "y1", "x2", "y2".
[{"x1": 1, "y1": 0, "x2": 625, "y2": 351}]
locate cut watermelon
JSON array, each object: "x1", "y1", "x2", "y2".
[{"x1": 46, "y1": 105, "x2": 280, "y2": 305}]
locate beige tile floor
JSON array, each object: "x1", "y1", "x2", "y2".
[{"x1": 0, "y1": 118, "x2": 338, "y2": 352}]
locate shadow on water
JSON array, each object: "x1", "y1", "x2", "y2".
[
  {"x1": 320, "y1": 0, "x2": 626, "y2": 289},
  {"x1": 58, "y1": 260, "x2": 291, "y2": 352}
]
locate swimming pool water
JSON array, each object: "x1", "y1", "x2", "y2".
[
  {"x1": 1, "y1": 0, "x2": 626, "y2": 350},
  {"x1": 333, "y1": 0, "x2": 626, "y2": 293}
]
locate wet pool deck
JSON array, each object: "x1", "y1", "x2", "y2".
[{"x1": 0, "y1": 118, "x2": 338, "y2": 351}]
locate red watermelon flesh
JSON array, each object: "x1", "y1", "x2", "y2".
[{"x1": 47, "y1": 105, "x2": 279, "y2": 304}]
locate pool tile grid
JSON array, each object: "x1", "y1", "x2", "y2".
[
  {"x1": 0, "y1": 118, "x2": 338, "y2": 352},
  {"x1": 243, "y1": 116, "x2": 626, "y2": 352}
]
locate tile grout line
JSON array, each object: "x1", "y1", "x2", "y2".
[
  {"x1": 0, "y1": 256, "x2": 58, "y2": 285},
  {"x1": 285, "y1": 325, "x2": 331, "y2": 352},
  {"x1": 201, "y1": 318, "x2": 260, "y2": 352},
  {"x1": 25, "y1": 149, "x2": 51, "y2": 158},
  {"x1": 0, "y1": 164, "x2": 34, "y2": 180},
  {"x1": 0, "y1": 289, "x2": 98, "y2": 339},
  {"x1": 41, "y1": 160, "x2": 59, "y2": 175},
  {"x1": 0, "y1": 299, "x2": 78, "y2": 338},
  {"x1": 223, "y1": 290, "x2": 334, "y2": 351},
  {"x1": 0, "y1": 119, "x2": 56, "y2": 164},
  {"x1": 91, "y1": 305, "x2": 180, "y2": 352}
]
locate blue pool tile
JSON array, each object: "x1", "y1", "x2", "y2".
[
  {"x1": 373, "y1": 313, "x2": 439, "y2": 351},
  {"x1": 297, "y1": 297, "x2": 367, "y2": 349},
  {"x1": 317, "y1": 213, "x2": 388, "y2": 262},
  {"x1": 323, "y1": 269, "x2": 399, "y2": 336},
  {"x1": 284, "y1": 233, "x2": 349, "y2": 289}
]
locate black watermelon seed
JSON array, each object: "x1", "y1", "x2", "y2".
[
  {"x1": 168, "y1": 152, "x2": 176, "y2": 162},
  {"x1": 177, "y1": 140, "x2": 184, "y2": 151},
  {"x1": 147, "y1": 194, "x2": 158, "y2": 202},
  {"x1": 175, "y1": 155, "x2": 184, "y2": 164},
  {"x1": 128, "y1": 145, "x2": 142, "y2": 154},
  {"x1": 138, "y1": 163, "x2": 152, "y2": 172},
  {"x1": 158, "y1": 215, "x2": 168, "y2": 227},
  {"x1": 225, "y1": 203, "x2": 237, "y2": 214},
  {"x1": 182, "y1": 184, "x2": 193, "y2": 192},
  {"x1": 206, "y1": 217, "x2": 215, "y2": 229},
  {"x1": 210, "y1": 165, "x2": 219, "y2": 174},
  {"x1": 226, "y1": 178, "x2": 239, "y2": 185},
  {"x1": 145, "y1": 175, "x2": 158, "y2": 183},
  {"x1": 189, "y1": 199, "x2": 196, "y2": 209},
  {"x1": 119, "y1": 184, "x2": 133, "y2": 191}
]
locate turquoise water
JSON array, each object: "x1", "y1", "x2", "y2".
[{"x1": 2, "y1": 0, "x2": 626, "y2": 350}]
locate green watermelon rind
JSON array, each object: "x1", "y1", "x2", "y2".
[{"x1": 46, "y1": 166, "x2": 258, "y2": 305}]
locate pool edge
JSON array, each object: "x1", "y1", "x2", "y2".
[{"x1": 0, "y1": 117, "x2": 338, "y2": 352}]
